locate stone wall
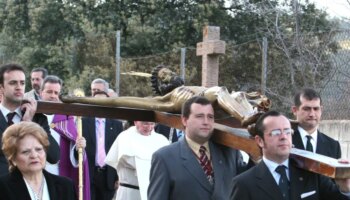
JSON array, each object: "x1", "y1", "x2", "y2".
[{"x1": 319, "y1": 120, "x2": 350, "y2": 158}]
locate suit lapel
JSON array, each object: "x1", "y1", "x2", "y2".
[
  {"x1": 316, "y1": 132, "x2": 327, "y2": 155},
  {"x1": 104, "y1": 119, "x2": 112, "y2": 150},
  {"x1": 0, "y1": 111, "x2": 8, "y2": 135},
  {"x1": 255, "y1": 162, "x2": 283, "y2": 200},
  {"x1": 292, "y1": 129, "x2": 305, "y2": 150},
  {"x1": 289, "y1": 162, "x2": 308, "y2": 200},
  {"x1": 210, "y1": 142, "x2": 224, "y2": 190},
  {"x1": 8, "y1": 169, "x2": 31, "y2": 199},
  {"x1": 86, "y1": 118, "x2": 97, "y2": 155},
  {"x1": 180, "y1": 139, "x2": 212, "y2": 192}
]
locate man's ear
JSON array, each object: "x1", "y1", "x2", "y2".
[
  {"x1": 255, "y1": 135, "x2": 264, "y2": 148},
  {"x1": 291, "y1": 106, "x2": 298, "y2": 116},
  {"x1": 181, "y1": 116, "x2": 187, "y2": 127}
]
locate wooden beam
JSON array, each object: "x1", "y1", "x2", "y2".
[
  {"x1": 37, "y1": 101, "x2": 155, "y2": 121},
  {"x1": 290, "y1": 148, "x2": 350, "y2": 179},
  {"x1": 36, "y1": 101, "x2": 350, "y2": 178},
  {"x1": 37, "y1": 101, "x2": 261, "y2": 157}
]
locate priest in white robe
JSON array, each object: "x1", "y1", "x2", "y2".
[{"x1": 105, "y1": 121, "x2": 169, "y2": 200}]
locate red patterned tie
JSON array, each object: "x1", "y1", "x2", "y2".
[{"x1": 199, "y1": 145, "x2": 214, "y2": 184}]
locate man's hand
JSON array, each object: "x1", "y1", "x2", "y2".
[
  {"x1": 336, "y1": 178, "x2": 350, "y2": 193},
  {"x1": 21, "y1": 98, "x2": 37, "y2": 121},
  {"x1": 336, "y1": 159, "x2": 350, "y2": 193},
  {"x1": 115, "y1": 180, "x2": 119, "y2": 190},
  {"x1": 75, "y1": 136, "x2": 86, "y2": 149}
]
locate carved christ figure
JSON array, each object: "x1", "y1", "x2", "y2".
[{"x1": 61, "y1": 66, "x2": 270, "y2": 127}]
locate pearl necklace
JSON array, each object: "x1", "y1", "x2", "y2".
[{"x1": 24, "y1": 176, "x2": 45, "y2": 200}]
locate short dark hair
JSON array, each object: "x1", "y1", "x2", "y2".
[
  {"x1": 93, "y1": 90, "x2": 109, "y2": 97},
  {"x1": 255, "y1": 110, "x2": 283, "y2": 139},
  {"x1": 181, "y1": 96, "x2": 212, "y2": 118},
  {"x1": 31, "y1": 67, "x2": 48, "y2": 78},
  {"x1": 41, "y1": 75, "x2": 63, "y2": 91},
  {"x1": 294, "y1": 88, "x2": 322, "y2": 107},
  {"x1": 0, "y1": 63, "x2": 25, "y2": 85}
]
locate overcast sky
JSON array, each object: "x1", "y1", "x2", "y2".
[{"x1": 311, "y1": 0, "x2": 350, "y2": 18}]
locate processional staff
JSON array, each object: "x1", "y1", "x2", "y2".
[{"x1": 73, "y1": 89, "x2": 85, "y2": 200}]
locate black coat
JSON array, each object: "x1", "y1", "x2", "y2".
[
  {"x1": 292, "y1": 128, "x2": 341, "y2": 159},
  {"x1": 0, "y1": 169, "x2": 76, "y2": 200},
  {"x1": 154, "y1": 124, "x2": 179, "y2": 143},
  {"x1": 230, "y1": 159, "x2": 349, "y2": 200}
]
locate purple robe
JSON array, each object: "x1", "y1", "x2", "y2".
[{"x1": 52, "y1": 114, "x2": 91, "y2": 200}]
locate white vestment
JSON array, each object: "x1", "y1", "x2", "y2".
[{"x1": 105, "y1": 126, "x2": 169, "y2": 200}]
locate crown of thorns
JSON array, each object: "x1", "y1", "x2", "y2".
[{"x1": 150, "y1": 64, "x2": 167, "y2": 95}]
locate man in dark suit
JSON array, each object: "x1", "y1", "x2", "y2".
[
  {"x1": 0, "y1": 63, "x2": 59, "y2": 175},
  {"x1": 154, "y1": 124, "x2": 181, "y2": 143},
  {"x1": 230, "y1": 111, "x2": 350, "y2": 200},
  {"x1": 148, "y1": 96, "x2": 253, "y2": 200},
  {"x1": 82, "y1": 91, "x2": 123, "y2": 200},
  {"x1": 291, "y1": 88, "x2": 341, "y2": 158}
]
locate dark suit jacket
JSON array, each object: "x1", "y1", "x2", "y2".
[
  {"x1": 230, "y1": 159, "x2": 349, "y2": 200},
  {"x1": 0, "y1": 169, "x2": 76, "y2": 200},
  {"x1": 0, "y1": 112, "x2": 60, "y2": 175},
  {"x1": 148, "y1": 137, "x2": 252, "y2": 200},
  {"x1": 82, "y1": 117, "x2": 123, "y2": 190},
  {"x1": 292, "y1": 128, "x2": 341, "y2": 159},
  {"x1": 155, "y1": 124, "x2": 179, "y2": 143}
]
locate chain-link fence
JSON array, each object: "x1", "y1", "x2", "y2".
[
  {"x1": 118, "y1": 30, "x2": 350, "y2": 120},
  {"x1": 320, "y1": 30, "x2": 350, "y2": 120}
]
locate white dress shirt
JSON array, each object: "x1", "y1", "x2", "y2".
[{"x1": 298, "y1": 126, "x2": 318, "y2": 153}]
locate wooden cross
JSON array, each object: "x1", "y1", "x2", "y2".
[
  {"x1": 37, "y1": 101, "x2": 350, "y2": 178},
  {"x1": 196, "y1": 26, "x2": 226, "y2": 87}
]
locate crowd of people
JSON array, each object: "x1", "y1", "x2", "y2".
[{"x1": 0, "y1": 62, "x2": 348, "y2": 200}]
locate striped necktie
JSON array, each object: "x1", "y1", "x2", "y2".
[{"x1": 199, "y1": 146, "x2": 214, "y2": 184}]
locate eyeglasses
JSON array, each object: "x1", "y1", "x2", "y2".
[{"x1": 267, "y1": 128, "x2": 294, "y2": 137}]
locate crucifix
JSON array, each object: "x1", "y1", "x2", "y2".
[
  {"x1": 37, "y1": 101, "x2": 350, "y2": 178},
  {"x1": 33, "y1": 27, "x2": 350, "y2": 179}
]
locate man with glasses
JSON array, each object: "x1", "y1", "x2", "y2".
[
  {"x1": 230, "y1": 110, "x2": 350, "y2": 200},
  {"x1": 90, "y1": 78, "x2": 109, "y2": 96}
]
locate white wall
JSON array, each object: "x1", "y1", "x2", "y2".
[{"x1": 319, "y1": 120, "x2": 350, "y2": 158}]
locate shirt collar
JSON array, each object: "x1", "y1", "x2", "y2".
[
  {"x1": 95, "y1": 118, "x2": 105, "y2": 123},
  {"x1": 298, "y1": 126, "x2": 318, "y2": 140},
  {"x1": 263, "y1": 156, "x2": 289, "y2": 173},
  {"x1": 185, "y1": 134, "x2": 210, "y2": 158},
  {"x1": 0, "y1": 104, "x2": 22, "y2": 118}
]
